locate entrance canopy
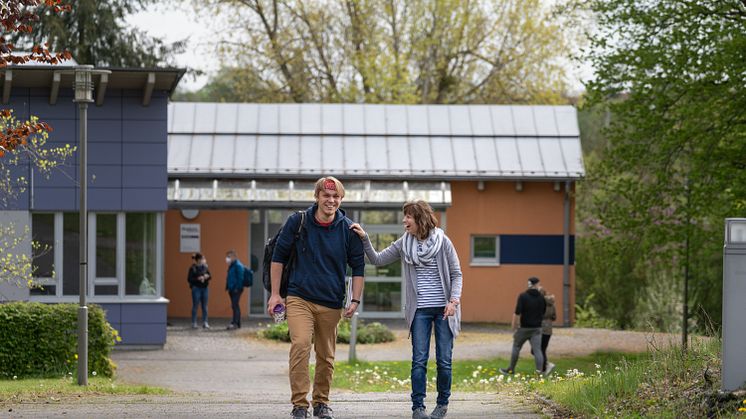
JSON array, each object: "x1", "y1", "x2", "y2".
[{"x1": 167, "y1": 102, "x2": 584, "y2": 207}]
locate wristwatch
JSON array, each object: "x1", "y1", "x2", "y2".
[{"x1": 350, "y1": 299, "x2": 361, "y2": 305}]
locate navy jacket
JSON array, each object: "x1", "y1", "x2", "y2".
[
  {"x1": 226, "y1": 259, "x2": 245, "y2": 292},
  {"x1": 272, "y1": 205, "x2": 365, "y2": 309}
]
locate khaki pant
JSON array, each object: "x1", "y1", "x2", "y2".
[{"x1": 286, "y1": 296, "x2": 342, "y2": 408}]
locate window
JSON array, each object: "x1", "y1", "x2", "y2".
[
  {"x1": 361, "y1": 210, "x2": 400, "y2": 225},
  {"x1": 62, "y1": 213, "x2": 80, "y2": 295},
  {"x1": 363, "y1": 282, "x2": 402, "y2": 312},
  {"x1": 364, "y1": 232, "x2": 402, "y2": 278},
  {"x1": 29, "y1": 211, "x2": 162, "y2": 300},
  {"x1": 125, "y1": 213, "x2": 157, "y2": 295},
  {"x1": 471, "y1": 236, "x2": 499, "y2": 265},
  {"x1": 95, "y1": 214, "x2": 118, "y2": 296},
  {"x1": 30, "y1": 213, "x2": 56, "y2": 296}
]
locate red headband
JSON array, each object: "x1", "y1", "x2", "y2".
[{"x1": 323, "y1": 179, "x2": 337, "y2": 191}]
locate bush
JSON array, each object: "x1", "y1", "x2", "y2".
[
  {"x1": 260, "y1": 319, "x2": 395, "y2": 344},
  {"x1": 0, "y1": 302, "x2": 118, "y2": 378}
]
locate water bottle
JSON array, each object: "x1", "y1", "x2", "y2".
[{"x1": 272, "y1": 304, "x2": 286, "y2": 323}]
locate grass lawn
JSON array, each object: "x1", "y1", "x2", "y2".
[
  {"x1": 0, "y1": 377, "x2": 169, "y2": 404},
  {"x1": 328, "y1": 351, "x2": 647, "y2": 392}
]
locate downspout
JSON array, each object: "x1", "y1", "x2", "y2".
[{"x1": 563, "y1": 180, "x2": 571, "y2": 326}]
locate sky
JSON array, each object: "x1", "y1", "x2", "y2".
[{"x1": 128, "y1": 3, "x2": 593, "y2": 95}]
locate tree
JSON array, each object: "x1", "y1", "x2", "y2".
[
  {"x1": 1, "y1": 1, "x2": 76, "y2": 294},
  {"x1": 190, "y1": 0, "x2": 580, "y2": 104},
  {"x1": 580, "y1": 0, "x2": 746, "y2": 333},
  {"x1": 10, "y1": 0, "x2": 183, "y2": 67}
]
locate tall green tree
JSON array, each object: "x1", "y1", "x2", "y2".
[
  {"x1": 190, "y1": 0, "x2": 580, "y2": 104},
  {"x1": 581, "y1": 0, "x2": 746, "y2": 331},
  {"x1": 10, "y1": 0, "x2": 183, "y2": 67}
]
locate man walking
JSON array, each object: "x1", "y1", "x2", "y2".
[
  {"x1": 268, "y1": 176, "x2": 365, "y2": 419},
  {"x1": 500, "y1": 277, "x2": 547, "y2": 376}
]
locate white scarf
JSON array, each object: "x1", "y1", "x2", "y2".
[{"x1": 403, "y1": 227, "x2": 444, "y2": 266}]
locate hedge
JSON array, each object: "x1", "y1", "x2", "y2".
[
  {"x1": 0, "y1": 302, "x2": 118, "y2": 378},
  {"x1": 260, "y1": 318, "x2": 395, "y2": 344}
]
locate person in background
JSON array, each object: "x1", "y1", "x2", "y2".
[
  {"x1": 351, "y1": 200, "x2": 463, "y2": 419},
  {"x1": 225, "y1": 250, "x2": 246, "y2": 330},
  {"x1": 500, "y1": 277, "x2": 546, "y2": 376},
  {"x1": 187, "y1": 252, "x2": 211, "y2": 329},
  {"x1": 539, "y1": 287, "x2": 557, "y2": 375}
]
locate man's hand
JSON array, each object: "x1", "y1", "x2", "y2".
[
  {"x1": 267, "y1": 294, "x2": 284, "y2": 316},
  {"x1": 343, "y1": 301, "x2": 359, "y2": 318}
]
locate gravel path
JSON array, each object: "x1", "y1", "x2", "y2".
[{"x1": 6, "y1": 318, "x2": 674, "y2": 418}]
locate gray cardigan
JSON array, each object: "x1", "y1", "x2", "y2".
[{"x1": 362, "y1": 233, "x2": 463, "y2": 338}]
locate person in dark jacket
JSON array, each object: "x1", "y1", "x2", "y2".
[
  {"x1": 225, "y1": 250, "x2": 246, "y2": 330},
  {"x1": 187, "y1": 253, "x2": 211, "y2": 329},
  {"x1": 500, "y1": 277, "x2": 547, "y2": 376},
  {"x1": 268, "y1": 176, "x2": 365, "y2": 419}
]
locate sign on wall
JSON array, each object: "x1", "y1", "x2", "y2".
[{"x1": 180, "y1": 224, "x2": 200, "y2": 253}]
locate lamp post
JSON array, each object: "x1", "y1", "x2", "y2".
[{"x1": 73, "y1": 65, "x2": 110, "y2": 386}]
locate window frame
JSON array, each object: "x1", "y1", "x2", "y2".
[{"x1": 470, "y1": 235, "x2": 500, "y2": 266}]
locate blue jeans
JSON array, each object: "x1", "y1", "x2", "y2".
[
  {"x1": 191, "y1": 287, "x2": 209, "y2": 325},
  {"x1": 410, "y1": 306, "x2": 453, "y2": 411},
  {"x1": 229, "y1": 288, "x2": 243, "y2": 327}
]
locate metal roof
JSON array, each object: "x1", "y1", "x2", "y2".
[{"x1": 168, "y1": 103, "x2": 584, "y2": 180}]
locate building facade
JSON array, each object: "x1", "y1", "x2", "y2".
[
  {"x1": 165, "y1": 103, "x2": 583, "y2": 324},
  {"x1": 0, "y1": 66, "x2": 184, "y2": 346}
]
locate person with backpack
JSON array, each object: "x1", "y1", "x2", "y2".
[
  {"x1": 187, "y1": 252, "x2": 211, "y2": 329},
  {"x1": 225, "y1": 250, "x2": 247, "y2": 330},
  {"x1": 350, "y1": 200, "x2": 463, "y2": 419},
  {"x1": 268, "y1": 176, "x2": 365, "y2": 419}
]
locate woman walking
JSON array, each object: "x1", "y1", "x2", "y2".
[
  {"x1": 351, "y1": 200, "x2": 463, "y2": 419},
  {"x1": 187, "y1": 253, "x2": 211, "y2": 329}
]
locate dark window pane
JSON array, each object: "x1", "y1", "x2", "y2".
[
  {"x1": 473, "y1": 237, "x2": 496, "y2": 259},
  {"x1": 96, "y1": 214, "x2": 117, "y2": 277},
  {"x1": 363, "y1": 282, "x2": 402, "y2": 312},
  {"x1": 30, "y1": 285, "x2": 56, "y2": 296},
  {"x1": 95, "y1": 285, "x2": 118, "y2": 296},
  {"x1": 63, "y1": 213, "x2": 80, "y2": 296},
  {"x1": 365, "y1": 233, "x2": 401, "y2": 278},
  {"x1": 32, "y1": 213, "x2": 55, "y2": 278},
  {"x1": 361, "y1": 211, "x2": 399, "y2": 225},
  {"x1": 125, "y1": 213, "x2": 157, "y2": 295}
]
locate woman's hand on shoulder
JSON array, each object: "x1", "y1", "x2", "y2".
[{"x1": 349, "y1": 223, "x2": 367, "y2": 239}]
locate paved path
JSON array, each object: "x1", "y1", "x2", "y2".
[{"x1": 7, "y1": 318, "x2": 673, "y2": 418}]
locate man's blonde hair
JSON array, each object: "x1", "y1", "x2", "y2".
[{"x1": 314, "y1": 176, "x2": 345, "y2": 198}]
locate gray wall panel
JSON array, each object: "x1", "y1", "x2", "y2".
[
  {"x1": 122, "y1": 165, "x2": 167, "y2": 188},
  {"x1": 123, "y1": 142, "x2": 167, "y2": 166},
  {"x1": 89, "y1": 165, "x2": 122, "y2": 188},
  {"x1": 122, "y1": 94, "x2": 168, "y2": 120},
  {"x1": 0, "y1": 211, "x2": 31, "y2": 301},
  {"x1": 123, "y1": 119, "x2": 167, "y2": 143},
  {"x1": 89, "y1": 120, "x2": 123, "y2": 142},
  {"x1": 32, "y1": 165, "x2": 77, "y2": 188},
  {"x1": 118, "y1": 323, "x2": 166, "y2": 345},
  {"x1": 31, "y1": 187, "x2": 77, "y2": 211},
  {"x1": 44, "y1": 119, "x2": 77, "y2": 145},
  {"x1": 29, "y1": 96, "x2": 77, "y2": 119},
  {"x1": 89, "y1": 188, "x2": 122, "y2": 210},
  {"x1": 89, "y1": 142, "x2": 121, "y2": 165},
  {"x1": 122, "y1": 188, "x2": 167, "y2": 211},
  {"x1": 88, "y1": 91, "x2": 122, "y2": 120},
  {"x1": 99, "y1": 303, "x2": 122, "y2": 324},
  {"x1": 121, "y1": 303, "x2": 167, "y2": 323}
]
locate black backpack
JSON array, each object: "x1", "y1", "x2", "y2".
[{"x1": 262, "y1": 211, "x2": 306, "y2": 298}]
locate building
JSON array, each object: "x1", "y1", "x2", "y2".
[
  {"x1": 1, "y1": 70, "x2": 583, "y2": 344},
  {"x1": 165, "y1": 103, "x2": 583, "y2": 325},
  {"x1": 0, "y1": 65, "x2": 184, "y2": 347}
]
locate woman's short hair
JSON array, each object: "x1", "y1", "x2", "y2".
[
  {"x1": 402, "y1": 200, "x2": 438, "y2": 240},
  {"x1": 192, "y1": 252, "x2": 203, "y2": 261},
  {"x1": 314, "y1": 176, "x2": 345, "y2": 198}
]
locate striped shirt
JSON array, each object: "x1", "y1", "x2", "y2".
[{"x1": 415, "y1": 256, "x2": 447, "y2": 308}]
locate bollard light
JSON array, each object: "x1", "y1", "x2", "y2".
[
  {"x1": 74, "y1": 66, "x2": 94, "y2": 103},
  {"x1": 726, "y1": 220, "x2": 746, "y2": 243}
]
